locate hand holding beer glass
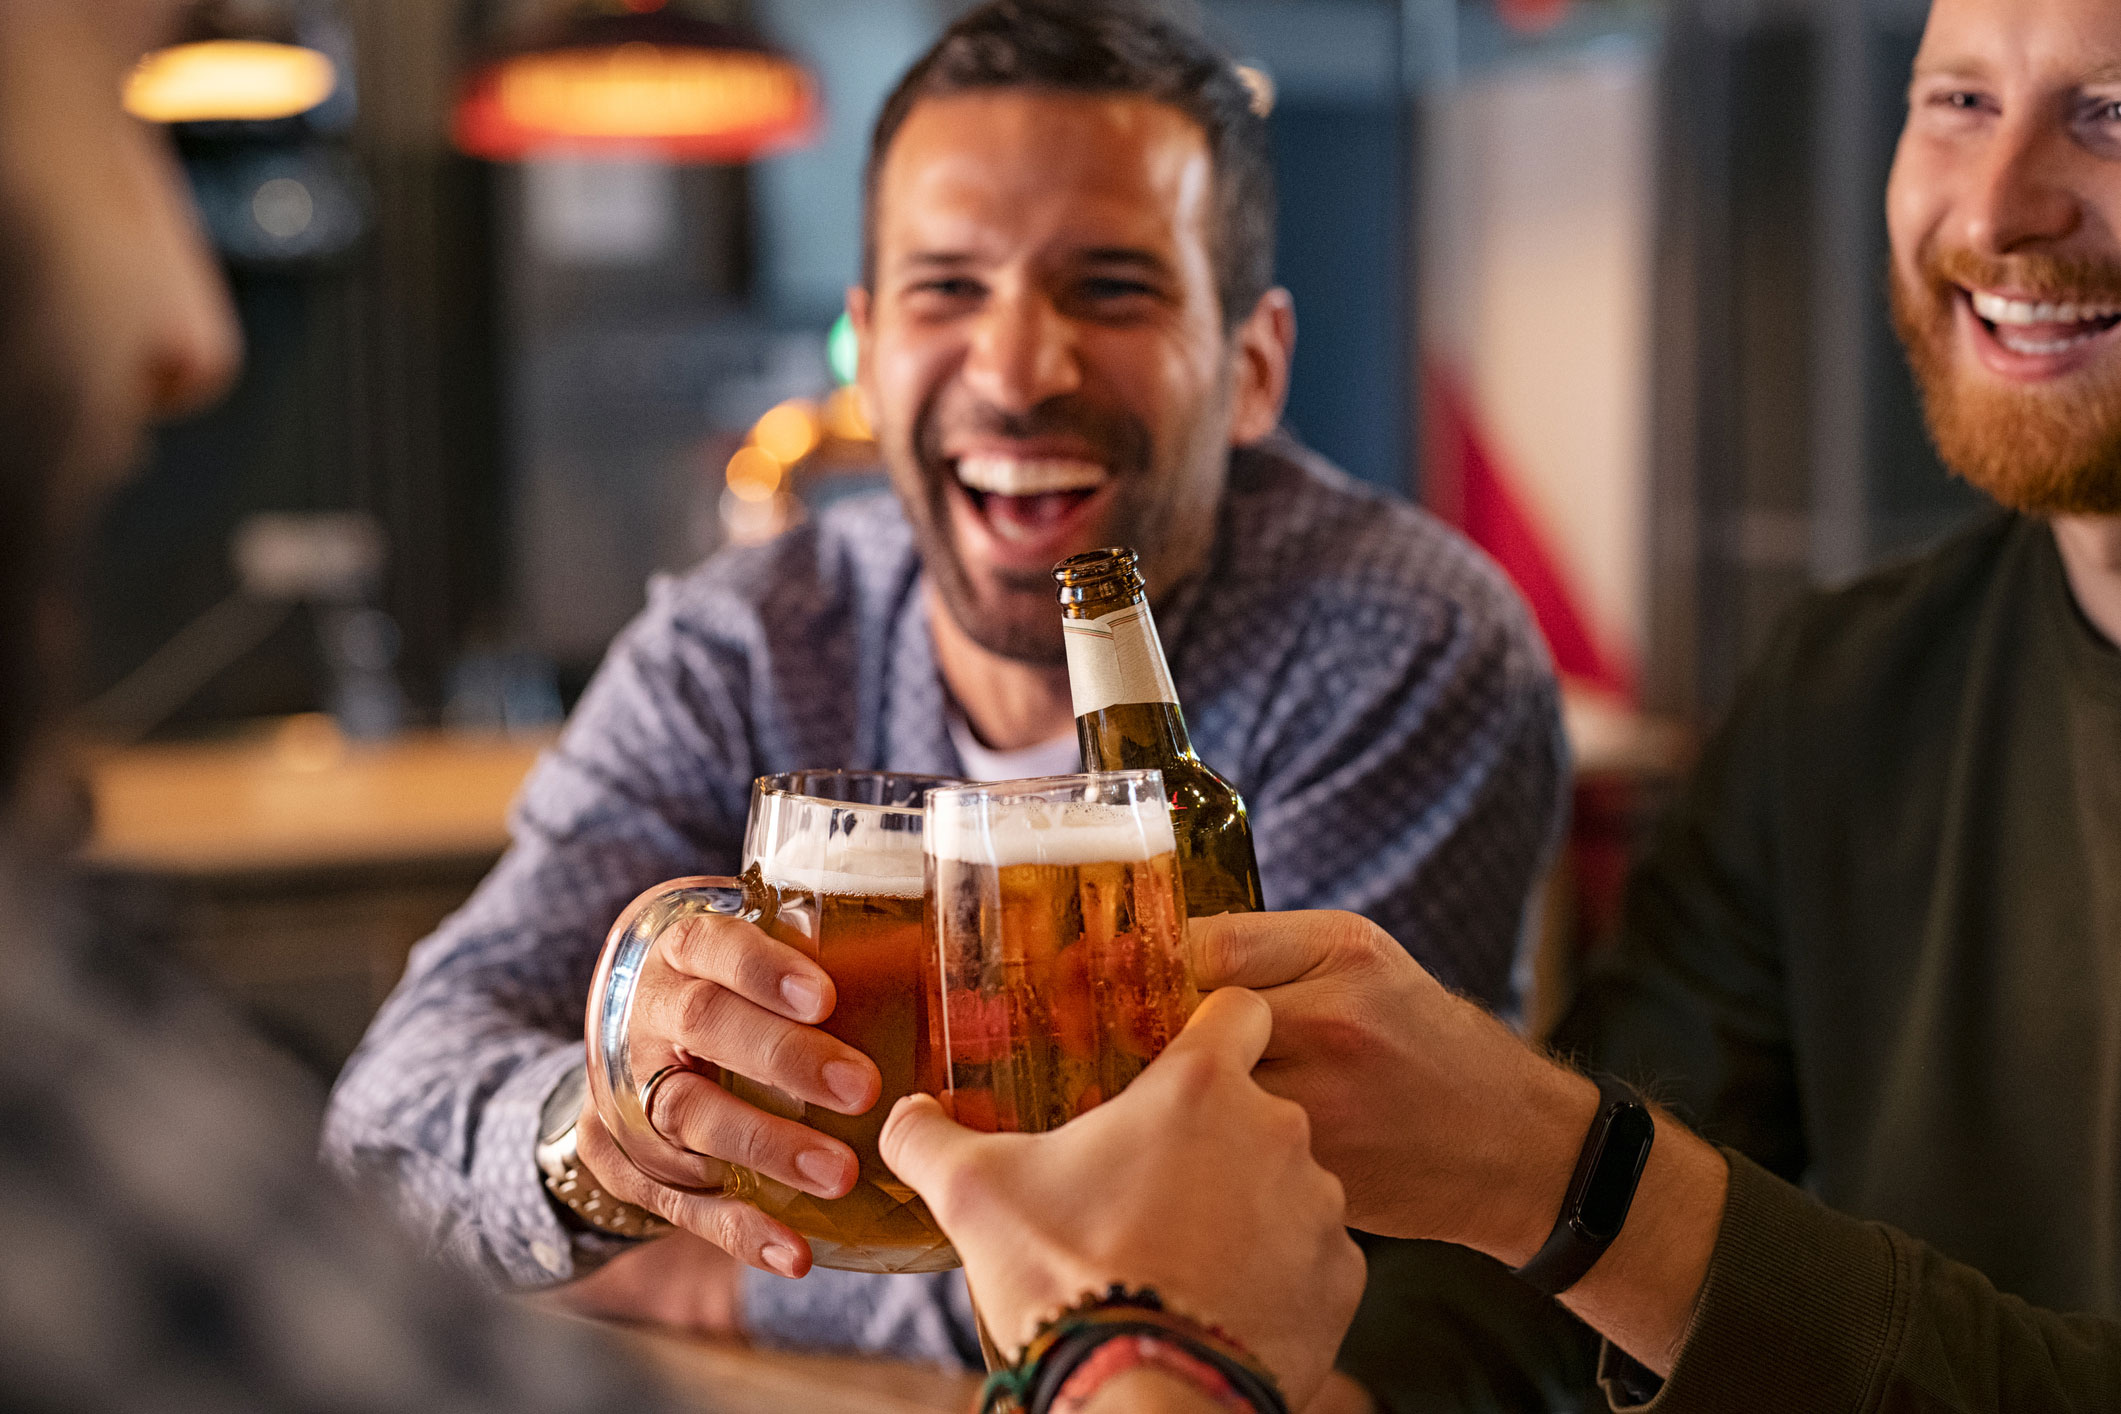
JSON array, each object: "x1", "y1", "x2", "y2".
[
  {"x1": 583, "y1": 771, "x2": 959, "y2": 1276},
  {"x1": 580, "y1": 767, "x2": 1198, "y2": 1286}
]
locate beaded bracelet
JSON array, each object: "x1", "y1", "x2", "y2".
[{"x1": 979, "y1": 1286, "x2": 1290, "y2": 1414}]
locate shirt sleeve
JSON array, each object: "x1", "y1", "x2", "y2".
[
  {"x1": 1551, "y1": 615, "x2": 1808, "y2": 1180},
  {"x1": 322, "y1": 582, "x2": 760, "y2": 1290},
  {"x1": 1241, "y1": 571, "x2": 1569, "y2": 1016},
  {"x1": 1605, "y1": 1150, "x2": 2121, "y2": 1414}
]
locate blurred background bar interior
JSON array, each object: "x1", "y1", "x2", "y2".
[{"x1": 79, "y1": 0, "x2": 1972, "y2": 1076}]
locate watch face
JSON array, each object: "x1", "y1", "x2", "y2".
[
  {"x1": 1576, "y1": 1103, "x2": 1657, "y2": 1241},
  {"x1": 540, "y1": 1062, "x2": 589, "y2": 1146}
]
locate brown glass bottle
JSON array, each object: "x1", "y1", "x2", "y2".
[{"x1": 1053, "y1": 548, "x2": 1263, "y2": 916}]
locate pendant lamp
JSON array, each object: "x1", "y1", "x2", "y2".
[
  {"x1": 454, "y1": 0, "x2": 819, "y2": 163},
  {"x1": 125, "y1": 1, "x2": 339, "y2": 125}
]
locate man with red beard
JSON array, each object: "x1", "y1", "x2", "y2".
[
  {"x1": 324, "y1": 0, "x2": 1565, "y2": 1399},
  {"x1": 1531, "y1": 0, "x2": 2121, "y2": 1395}
]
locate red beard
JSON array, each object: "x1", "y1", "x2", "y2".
[{"x1": 1891, "y1": 243, "x2": 2121, "y2": 516}]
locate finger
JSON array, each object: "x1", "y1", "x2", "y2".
[
  {"x1": 634, "y1": 978, "x2": 880, "y2": 1115},
  {"x1": 1188, "y1": 910, "x2": 1347, "y2": 991},
  {"x1": 877, "y1": 1093, "x2": 986, "y2": 1212},
  {"x1": 650, "y1": 1068, "x2": 862, "y2": 1201},
  {"x1": 1162, "y1": 986, "x2": 1275, "y2": 1074},
  {"x1": 577, "y1": 1097, "x2": 728, "y2": 1197},
  {"x1": 656, "y1": 910, "x2": 837, "y2": 1025},
  {"x1": 653, "y1": 1187, "x2": 817, "y2": 1279}
]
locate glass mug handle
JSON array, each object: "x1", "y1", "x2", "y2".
[{"x1": 584, "y1": 875, "x2": 758, "y2": 1191}]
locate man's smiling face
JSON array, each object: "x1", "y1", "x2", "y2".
[
  {"x1": 851, "y1": 90, "x2": 1270, "y2": 665},
  {"x1": 1887, "y1": 0, "x2": 2121, "y2": 514}
]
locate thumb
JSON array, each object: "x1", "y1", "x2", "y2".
[
  {"x1": 878, "y1": 1093, "x2": 983, "y2": 1202},
  {"x1": 1154, "y1": 986, "x2": 1275, "y2": 1075},
  {"x1": 1189, "y1": 910, "x2": 1336, "y2": 991}
]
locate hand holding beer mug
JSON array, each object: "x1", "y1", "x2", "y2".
[
  {"x1": 583, "y1": 772, "x2": 960, "y2": 1276},
  {"x1": 925, "y1": 771, "x2": 1196, "y2": 1134}
]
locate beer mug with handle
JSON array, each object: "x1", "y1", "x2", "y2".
[
  {"x1": 926, "y1": 770, "x2": 1197, "y2": 1134},
  {"x1": 587, "y1": 770, "x2": 963, "y2": 1274}
]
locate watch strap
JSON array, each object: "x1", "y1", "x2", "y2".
[{"x1": 1512, "y1": 1074, "x2": 1654, "y2": 1297}]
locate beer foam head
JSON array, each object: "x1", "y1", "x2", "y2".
[
  {"x1": 927, "y1": 798, "x2": 1177, "y2": 867},
  {"x1": 757, "y1": 808, "x2": 924, "y2": 898}
]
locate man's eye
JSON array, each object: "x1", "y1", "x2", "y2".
[
  {"x1": 912, "y1": 279, "x2": 981, "y2": 300},
  {"x1": 1082, "y1": 278, "x2": 1156, "y2": 301}
]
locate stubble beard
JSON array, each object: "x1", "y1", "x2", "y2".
[
  {"x1": 1892, "y1": 245, "x2": 2121, "y2": 516},
  {"x1": 887, "y1": 389, "x2": 1218, "y2": 668}
]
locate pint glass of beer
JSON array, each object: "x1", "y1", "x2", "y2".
[
  {"x1": 586, "y1": 771, "x2": 960, "y2": 1274},
  {"x1": 926, "y1": 771, "x2": 1195, "y2": 1134}
]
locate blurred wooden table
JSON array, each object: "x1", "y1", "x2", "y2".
[
  {"x1": 80, "y1": 717, "x2": 550, "y2": 875},
  {"x1": 74, "y1": 719, "x2": 553, "y2": 1075},
  {"x1": 612, "y1": 1325, "x2": 980, "y2": 1413}
]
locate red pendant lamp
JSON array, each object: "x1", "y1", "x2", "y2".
[
  {"x1": 1496, "y1": 0, "x2": 1575, "y2": 35},
  {"x1": 455, "y1": 0, "x2": 819, "y2": 163}
]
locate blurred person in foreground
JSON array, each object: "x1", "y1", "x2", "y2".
[
  {"x1": 0, "y1": 10, "x2": 1360, "y2": 1409},
  {"x1": 889, "y1": 0, "x2": 2121, "y2": 1409},
  {"x1": 0, "y1": 0, "x2": 656, "y2": 1405},
  {"x1": 323, "y1": 0, "x2": 1569, "y2": 1399}
]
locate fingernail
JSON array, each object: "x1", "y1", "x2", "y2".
[
  {"x1": 763, "y1": 1244, "x2": 801, "y2": 1277},
  {"x1": 780, "y1": 974, "x2": 824, "y2": 1018},
  {"x1": 796, "y1": 1148, "x2": 849, "y2": 1195},
  {"x1": 823, "y1": 1059, "x2": 870, "y2": 1108}
]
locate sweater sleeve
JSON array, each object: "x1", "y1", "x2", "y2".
[{"x1": 1605, "y1": 1151, "x2": 2121, "y2": 1414}]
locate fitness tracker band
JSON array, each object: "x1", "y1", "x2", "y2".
[{"x1": 1512, "y1": 1074, "x2": 1655, "y2": 1297}]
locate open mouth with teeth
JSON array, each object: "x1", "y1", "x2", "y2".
[
  {"x1": 1968, "y1": 289, "x2": 2121, "y2": 359},
  {"x1": 951, "y1": 454, "x2": 1113, "y2": 546}
]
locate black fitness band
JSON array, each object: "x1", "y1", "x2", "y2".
[{"x1": 1511, "y1": 1073, "x2": 1656, "y2": 1297}]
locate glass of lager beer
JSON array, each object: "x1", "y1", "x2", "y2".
[
  {"x1": 925, "y1": 771, "x2": 1196, "y2": 1134},
  {"x1": 586, "y1": 771, "x2": 960, "y2": 1274}
]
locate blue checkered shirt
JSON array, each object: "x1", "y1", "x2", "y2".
[
  {"x1": 323, "y1": 438, "x2": 1567, "y2": 1363},
  {"x1": 0, "y1": 857, "x2": 671, "y2": 1412}
]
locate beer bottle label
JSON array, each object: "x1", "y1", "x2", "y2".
[{"x1": 1062, "y1": 603, "x2": 1179, "y2": 716}]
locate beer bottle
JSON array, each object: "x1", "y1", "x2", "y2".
[{"x1": 1053, "y1": 547, "x2": 1263, "y2": 916}]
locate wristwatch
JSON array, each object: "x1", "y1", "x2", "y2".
[
  {"x1": 1512, "y1": 1074, "x2": 1655, "y2": 1297},
  {"x1": 535, "y1": 1060, "x2": 676, "y2": 1242}
]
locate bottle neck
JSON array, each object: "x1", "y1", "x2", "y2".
[
  {"x1": 1076, "y1": 700, "x2": 1200, "y2": 772},
  {"x1": 1061, "y1": 593, "x2": 1179, "y2": 714}
]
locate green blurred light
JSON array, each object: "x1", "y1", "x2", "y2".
[{"x1": 828, "y1": 312, "x2": 859, "y2": 386}]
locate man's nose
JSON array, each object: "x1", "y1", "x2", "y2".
[
  {"x1": 960, "y1": 287, "x2": 1081, "y2": 414},
  {"x1": 1961, "y1": 115, "x2": 2081, "y2": 256},
  {"x1": 146, "y1": 272, "x2": 242, "y2": 419},
  {"x1": 140, "y1": 146, "x2": 242, "y2": 419}
]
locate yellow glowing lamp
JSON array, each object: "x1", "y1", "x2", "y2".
[
  {"x1": 456, "y1": 9, "x2": 817, "y2": 162},
  {"x1": 753, "y1": 399, "x2": 822, "y2": 466},
  {"x1": 126, "y1": 40, "x2": 338, "y2": 124},
  {"x1": 726, "y1": 445, "x2": 784, "y2": 503}
]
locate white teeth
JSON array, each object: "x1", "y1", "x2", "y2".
[
  {"x1": 1971, "y1": 290, "x2": 2121, "y2": 327},
  {"x1": 1994, "y1": 326, "x2": 2105, "y2": 357},
  {"x1": 955, "y1": 456, "x2": 1108, "y2": 496}
]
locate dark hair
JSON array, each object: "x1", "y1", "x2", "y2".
[{"x1": 862, "y1": 0, "x2": 1276, "y2": 328}]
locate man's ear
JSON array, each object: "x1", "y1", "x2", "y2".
[
  {"x1": 1228, "y1": 287, "x2": 1296, "y2": 446},
  {"x1": 846, "y1": 285, "x2": 877, "y2": 431}
]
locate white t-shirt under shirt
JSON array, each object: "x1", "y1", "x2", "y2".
[{"x1": 944, "y1": 706, "x2": 1080, "y2": 783}]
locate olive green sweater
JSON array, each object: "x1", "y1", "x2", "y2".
[{"x1": 1560, "y1": 512, "x2": 2121, "y2": 1411}]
